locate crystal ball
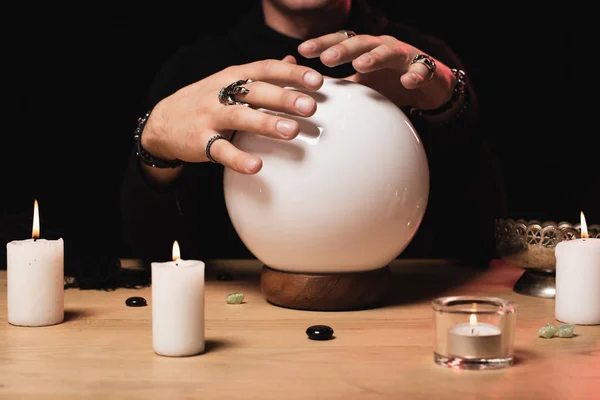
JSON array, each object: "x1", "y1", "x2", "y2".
[{"x1": 223, "y1": 78, "x2": 429, "y2": 273}]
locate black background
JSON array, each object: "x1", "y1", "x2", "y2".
[{"x1": 1, "y1": 1, "x2": 578, "y2": 268}]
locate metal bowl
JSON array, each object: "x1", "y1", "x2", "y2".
[{"x1": 494, "y1": 218, "x2": 600, "y2": 298}]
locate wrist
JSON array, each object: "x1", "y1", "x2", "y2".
[
  {"x1": 410, "y1": 68, "x2": 468, "y2": 125},
  {"x1": 140, "y1": 162, "x2": 183, "y2": 187},
  {"x1": 140, "y1": 114, "x2": 175, "y2": 161},
  {"x1": 134, "y1": 109, "x2": 184, "y2": 169}
]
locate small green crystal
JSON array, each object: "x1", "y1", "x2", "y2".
[
  {"x1": 558, "y1": 324, "x2": 575, "y2": 338},
  {"x1": 226, "y1": 292, "x2": 244, "y2": 304},
  {"x1": 538, "y1": 323, "x2": 558, "y2": 338}
]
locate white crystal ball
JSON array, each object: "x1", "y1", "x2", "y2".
[{"x1": 223, "y1": 78, "x2": 429, "y2": 273}]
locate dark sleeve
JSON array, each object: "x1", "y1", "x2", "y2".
[
  {"x1": 120, "y1": 150, "x2": 182, "y2": 263},
  {"x1": 120, "y1": 31, "x2": 249, "y2": 263},
  {"x1": 119, "y1": 43, "x2": 210, "y2": 263},
  {"x1": 120, "y1": 33, "x2": 242, "y2": 263},
  {"x1": 398, "y1": 33, "x2": 506, "y2": 264}
]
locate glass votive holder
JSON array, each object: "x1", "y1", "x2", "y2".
[{"x1": 432, "y1": 296, "x2": 517, "y2": 370}]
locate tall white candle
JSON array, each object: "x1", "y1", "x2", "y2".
[
  {"x1": 152, "y1": 240, "x2": 205, "y2": 357},
  {"x1": 6, "y1": 199, "x2": 64, "y2": 327},
  {"x1": 555, "y1": 211, "x2": 600, "y2": 325}
]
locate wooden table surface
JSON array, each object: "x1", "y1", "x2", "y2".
[{"x1": 1, "y1": 259, "x2": 599, "y2": 400}]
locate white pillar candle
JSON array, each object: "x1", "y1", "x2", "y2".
[
  {"x1": 152, "y1": 240, "x2": 205, "y2": 357},
  {"x1": 555, "y1": 211, "x2": 600, "y2": 325},
  {"x1": 447, "y1": 314, "x2": 502, "y2": 359},
  {"x1": 6, "y1": 199, "x2": 64, "y2": 327}
]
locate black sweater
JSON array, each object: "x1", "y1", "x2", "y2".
[{"x1": 120, "y1": 2, "x2": 505, "y2": 265}]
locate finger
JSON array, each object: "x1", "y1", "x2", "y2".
[
  {"x1": 233, "y1": 80, "x2": 317, "y2": 117},
  {"x1": 207, "y1": 135, "x2": 263, "y2": 175},
  {"x1": 281, "y1": 55, "x2": 297, "y2": 64},
  {"x1": 240, "y1": 59, "x2": 323, "y2": 90},
  {"x1": 318, "y1": 35, "x2": 385, "y2": 67},
  {"x1": 298, "y1": 31, "x2": 355, "y2": 58},
  {"x1": 216, "y1": 102, "x2": 301, "y2": 141},
  {"x1": 400, "y1": 59, "x2": 435, "y2": 89},
  {"x1": 351, "y1": 43, "x2": 411, "y2": 73},
  {"x1": 277, "y1": 55, "x2": 298, "y2": 88}
]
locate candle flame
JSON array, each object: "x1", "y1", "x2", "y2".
[
  {"x1": 581, "y1": 211, "x2": 589, "y2": 239},
  {"x1": 469, "y1": 314, "x2": 477, "y2": 325},
  {"x1": 32, "y1": 199, "x2": 40, "y2": 239},
  {"x1": 172, "y1": 240, "x2": 181, "y2": 261}
]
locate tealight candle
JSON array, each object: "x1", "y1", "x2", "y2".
[
  {"x1": 6, "y1": 199, "x2": 64, "y2": 327},
  {"x1": 555, "y1": 211, "x2": 600, "y2": 325},
  {"x1": 151, "y1": 240, "x2": 205, "y2": 357},
  {"x1": 447, "y1": 314, "x2": 502, "y2": 359},
  {"x1": 432, "y1": 296, "x2": 516, "y2": 370}
]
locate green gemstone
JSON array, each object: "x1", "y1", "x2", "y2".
[
  {"x1": 538, "y1": 323, "x2": 558, "y2": 338},
  {"x1": 558, "y1": 324, "x2": 575, "y2": 338},
  {"x1": 226, "y1": 292, "x2": 244, "y2": 304}
]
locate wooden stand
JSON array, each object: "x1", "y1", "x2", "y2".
[{"x1": 260, "y1": 265, "x2": 393, "y2": 311}]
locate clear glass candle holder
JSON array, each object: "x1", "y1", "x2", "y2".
[{"x1": 432, "y1": 296, "x2": 517, "y2": 370}]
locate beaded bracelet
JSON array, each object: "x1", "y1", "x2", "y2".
[
  {"x1": 410, "y1": 68, "x2": 467, "y2": 123},
  {"x1": 133, "y1": 110, "x2": 184, "y2": 169}
]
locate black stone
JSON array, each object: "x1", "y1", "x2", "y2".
[
  {"x1": 216, "y1": 272, "x2": 234, "y2": 281},
  {"x1": 306, "y1": 325, "x2": 334, "y2": 340},
  {"x1": 125, "y1": 296, "x2": 147, "y2": 307}
]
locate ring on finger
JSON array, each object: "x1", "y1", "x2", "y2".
[
  {"x1": 205, "y1": 134, "x2": 229, "y2": 163},
  {"x1": 337, "y1": 30, "x2": 356, "y2": 39},
  {"x1": 410, "y1": 54, "x2": 436, "y2": 81},
  {"x1": 218, "y1": 79, "x2": 254, "y2": 106}
]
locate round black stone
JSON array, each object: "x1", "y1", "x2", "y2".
[
  {"x1": 125, "y1": 296, "x2": 147, "y2": 307},
  {"x1": 306, "y1": 325, "x2": 334, "y2": 340},
  {"x1": 216, "y1": 272, "x2": 234, "y2": 281}
]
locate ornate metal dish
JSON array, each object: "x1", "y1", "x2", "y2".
[{"x1": 494, "y1": 218, "x2": 600, "y2": 298}]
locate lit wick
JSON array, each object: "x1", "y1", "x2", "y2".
[
  {"x1": 470, "y1": 314, "x2": 478, "y2": 336},
  {"x1": 581, "y1": 211, "x2": 589, "y2": 240},
  {"x1": 32, "y1": 199, "x2": 40, "y2": 242},
  {"x1": 470, "y1": 303, "x2": 478, "y2": 335},
  {"x1": 172, "y1": 240, "x2": 181, "y2": 266}
]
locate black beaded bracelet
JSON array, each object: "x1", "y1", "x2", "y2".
[
  {"x1": 410, "y1": 68, "x2": 467, "y2": 118},
  {"x1": 133, "y1": 110, "x2": 184, "y2": 169}
]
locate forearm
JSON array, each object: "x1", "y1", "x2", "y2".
[
  {"x1": 139, "y1": 163, "x2": 184, "y2": 187},
  {"x1": 120, "y1": 150, "x2": 183, "y2": 263},
  {"x1": 412, "y1": 68, "x2": 475, "y2": 131},
  {"x1": 412, "y1": 86, "x2": 503, "y2": 263}
]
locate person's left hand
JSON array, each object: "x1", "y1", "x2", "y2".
[{"x1": 298, "y1": 32, "x2": 455, "y2": 111}]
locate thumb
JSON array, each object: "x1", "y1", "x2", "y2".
[{"x1": 281, "y1": 55, "x2": 297, "y2": 64}]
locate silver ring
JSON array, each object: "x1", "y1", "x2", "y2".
[
  {"x1": 218, "y1": 79, "x2": 253, "y2": 106},
  {"x1": 410, "y1": 54, "x2": 436, "y2": 81},
  {"x1": 337, "y1": 30, "x2": 356, "y2": 39},
  {"x1": 205, "y1": 134, "x2": 228, "y2": 163}
]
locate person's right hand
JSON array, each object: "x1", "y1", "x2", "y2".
[{"x1": 142, "y1": 58, "x2": 324, "y2": 175}]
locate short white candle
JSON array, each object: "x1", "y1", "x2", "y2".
[
  {"x1": 555, "y1": 211, "x2": 600, "y2": 325},
  {"x1": 6, "y1": 199, "x2": 64, "y2": 327},
  {"x1": 447, "y1": 314, "x2": 502, "y2": 359},
  {"x1": 152, "y1": 240, "x2": 205, "y2": 357}
]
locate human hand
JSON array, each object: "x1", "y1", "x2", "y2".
[
  {"x1": 142, "y1": 59, "x2": 324, "y2": 175},
  {"x1": 297, "y1": 31, "x2": 455, "y2": 111}
]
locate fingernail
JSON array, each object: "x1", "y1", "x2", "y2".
[
  {"x1": 323, "y1": 49, "x2": 339, "y2": 59},
  {"x1": 276, "y1": 120, "x2": 296, "y2": 137},
  {"x1": 295, "y1": 96, "x2": 314, "y2": 114},
  {"x1": 245, "y1": 157, "x2": 258, "y2": 172},
  {"x1": 303, "y1": 71, "x2": 321, "y2": 86},
  {"x1": 299, "y1": 41, "x2": 316, "y2": 51},
  {"x1": 357, "y1": 54, "x2": 372, "y2": 64}
]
